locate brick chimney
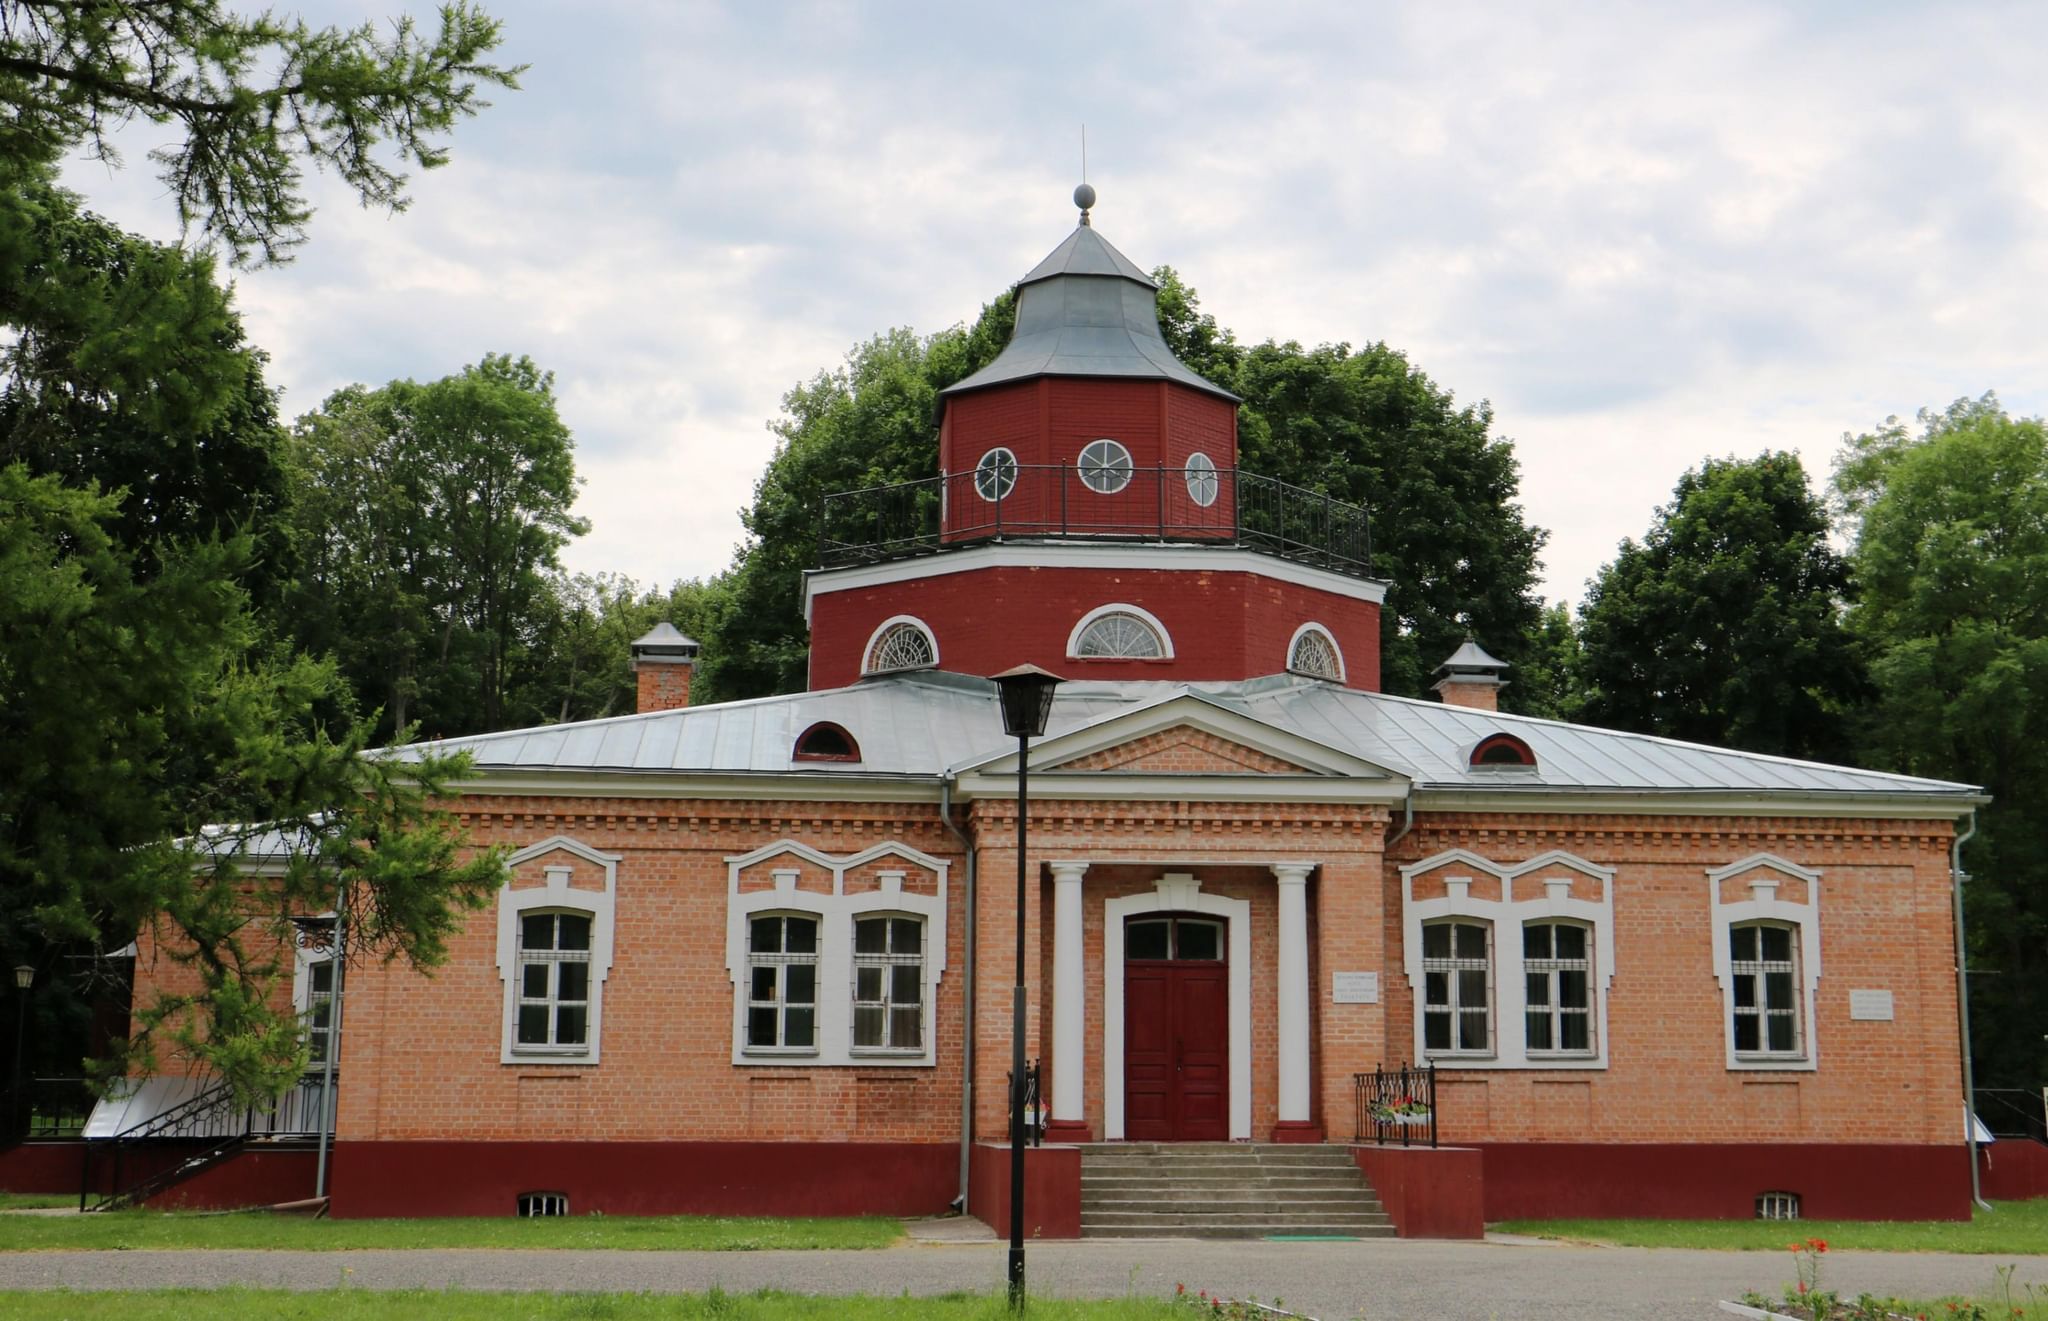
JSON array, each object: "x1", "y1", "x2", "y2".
[
  {"x1": 1433, "y1": 637, "x2": 1508, "y2": 712},
  {"x1": 631, "y1": 623, "x2": 700, "y2": 713}
]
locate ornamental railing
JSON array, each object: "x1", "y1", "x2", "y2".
[
  {"x1": 1977, "y1": 1088, "x2": 2046, "y2": 1143},
  {"x1": 817, "y1": 465, "x2": 1373, "y2": 579},
  {"x1": 2, "y1": 1075, "x2": 95, "y2": 1141},
  {"x1": 1007, "y1": 1058, "x2": 1043, "y2": 1148},
  {"x1": 1353, "y1": 1061, "x2": 1437, "y2": 1148},
  {"x1": 80, "y1": 1071, "x2": 335, "y2": 1211}
]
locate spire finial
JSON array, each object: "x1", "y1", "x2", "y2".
[{"x1": 1074, "y1": 182, "x2": 1096, "y2": 227}]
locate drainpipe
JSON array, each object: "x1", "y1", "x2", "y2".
[
  {"x1": 939, "y1": 774, "x2": 977, "y2": 1212},
  {"x1": 1951, "y1": 811, "x2": 1987, "y2": 1211},
  {"x1": 313, "y1": 880, "x2": 346, "y2": 1202},
  {"x1": 1386, "y1": 784, "x2": 1416, "y2": 851}
]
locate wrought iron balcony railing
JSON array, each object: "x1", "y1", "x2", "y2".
[{"x1": 816, "y1": 464, "x2": 1374, "y2": 578}]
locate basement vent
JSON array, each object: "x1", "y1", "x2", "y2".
[
  {"x1": 1755, "y1": 1191, "x2": 1801, "y2": 1221},
  {"x1": 517, "y1": 1191, "x2": 569, "y2": 1218}
]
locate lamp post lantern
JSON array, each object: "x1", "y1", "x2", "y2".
[
  {"x1": 11, "y1": 965, "x2": 33, "y2": 1138},
  {"x1": 990, "y1": 664, "x2": 1061, "y2": 1310}
]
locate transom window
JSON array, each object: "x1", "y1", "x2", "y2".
[
  {"x1": 747, "y1": 914, "x2": 819, "y2": 1050},
  {"x1": 865, "y1": 619, "x2": 936, "y2": 674},
  {"x1": 1125, "y1": 917, "x2": 1224, "y2": 961},
  {"x1": 1077, "y1": 439, "x2": 1134, "y2": 494},
  {"x1": 1730, "y1": 922, "x2": 1801, "y2": 1056},
  {"x1": 304, "y1": 959, "x2": 335, "y2": 1065},
  {"x1": 853, "y1": 916, "x2": 925, "y2": 1051},
  {"x1": 1421, "y1": 920, "x2": 1492, "y2": 1055},
  {"x1": 974, "y1": 447, "x2": 1019, "y2": 501},
  {"x1": 1523, "y1": 921, "x2": 1593, "y2": 1054},
  {"x1": 516, "y1": 912, "x2": 592, "y2": 1050},
  {"x1": 1184, "y1": 452, "x2": 1219, "y2": 507},
  {"x1": 1288, "y1": 626, "x2": 1343, "y2": 680},
  {"x1": 1074, "y1": 610, "x2": 1166, "y2": 659}
]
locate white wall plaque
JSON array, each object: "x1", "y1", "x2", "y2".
[
  {"x1": 1332, "y1": 971, "x2": 1379, "y2": 1004},
  {"x1": 1849, "y1": 989, "x2": 1895, "y2": 1022}
]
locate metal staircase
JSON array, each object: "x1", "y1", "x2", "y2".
[{"x1": 81, "y1": 1073, "x2": 332, "y2": 1211}]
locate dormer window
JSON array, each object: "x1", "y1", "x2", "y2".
[
  {"x1": 864, "y1": 617, "x2": 937, "y2": 675},
  {"x1": 793, "y1": 721, "x2": 860, "y2": 763},
  {"x1": 1470, "y1": 733, "x2": 1536, "y2": 768},
  {"x1": 1078, "y1": 439, "x2": 1134, "y2": 494}
]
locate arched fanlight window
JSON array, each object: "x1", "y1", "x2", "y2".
[
  {"x1": 1184, "y1": 452, "x2": 1219, "y2": 507},
  {"x1": 1069, "y1": 605, "x2": 1172, "y2": 660},
  {"x1": 864, "y1": 617, "x2": 937, "y2": 675},
  {"x1": 1469, "y1": 733, "x2": 1537, "y2": 768},
  {"x1": 1287, "y1": 623, "x2": 1344, "y2": 681},
  {"x1": 1077, "y1": 439, "x2": 1133, "y2": 494},
  {"x1": 793, "y1": 721, "x2": 860, "y2": 763},
  {"x1": 974, "y1": 447, "x2": 1018, "y2": 501}
]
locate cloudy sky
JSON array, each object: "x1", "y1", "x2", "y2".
[{"x1": 65, "y1": 0, "x2": 2048, "y2": 605}]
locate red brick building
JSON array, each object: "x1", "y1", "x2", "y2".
[{"x1": 102, "y1": 189, "x2": 1986, "y2": 1234}]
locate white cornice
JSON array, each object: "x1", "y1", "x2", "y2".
[
  {"x1": 1412, "y1": 787, "x2": 1985, "y2": 820},
  {"x1": 802, "y1": 541, "x2": 1388, "y2": 623}
]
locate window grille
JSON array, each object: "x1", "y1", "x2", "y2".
[
  {"x1": 517, "y1": 1192, "x2": 568, "y2": 1217},
  {"x1": 1289, "y1": 627, "x2": 1343, "y2": 680},
  {"x1": 1184, "y1": 452, "x2": 1219, "y2": 507},
  {"x1": 1731, "y1": 922, "x2": 1802, "y2": 1056},
  {"x1": 1421, "y1": 920, "x2": 1492, "y2": 1055},
  {"x1": 1756, "y1": 1191, "x2": 1801, "y2": 1220},
  {"x1": 974, "y1": 447, "x2": 1018, "y2": 501},
  {"x1": 852, "y1": 916, "x2": 924, "y2": 1051},
  {"x1": 1077, "y1": 439, "x2": 1133, "y2": 494},
  {"x1": 1074, "y1": 611, "x2": 1165, "y2": 659},
  {"x1": 1523, "y1": 921, "x2": 1593, "y2": 1054},
  {"x1": 515, "y1": 912, "x2": 593, "y2": 1049},
  {"x1": 865, "y1": 621, "x2": 935, "y2": 674},
  {"x1": 304, "y1": 959, "x2": 335, "y2": 1064},
  {"x1": 747, "y1": 914, "x2": 819, "y2": 1050}
]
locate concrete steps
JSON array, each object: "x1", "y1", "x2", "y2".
[{"x1": 1078, "y1": 1142, "x2": 1395, "y2": 1239}]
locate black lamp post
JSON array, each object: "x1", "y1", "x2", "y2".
[
  {"x1": 11, "y1": 965, "x2": 32, "y2": 1137},
  {"x1": 991, "y1": 664, "x2": 1062, "y2": 1310}
]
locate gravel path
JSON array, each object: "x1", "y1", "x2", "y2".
[{"x1": 0, "y1": 1239, "x2": 2040, "y2": 1320}]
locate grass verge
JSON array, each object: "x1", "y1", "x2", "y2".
[
  {"x1": 0, "y1": 1212, "x2": 901, "y2": 1252},
  {"x1": 0, "y1": 1290, "x2": 1185, "y2": 1319},
  {"x1": 0, "y1": 1193, "x2": 74, "y2": 1210},
  {"x1": 1495, "y1": 1198, "x2": 2048, "y2": 1254}
]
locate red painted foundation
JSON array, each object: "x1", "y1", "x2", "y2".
[
  {"x1": 1042, "y1": 1120, "x2": 1091, "y2": 1145},
  {"x1": 328, "y1": 1141, "x2": 958, "y2": 1220},
  {"x1": 1476, "y1": 1143, "x2": 1973, "y2": 1222},
  {"x1": 1350, "y1": 1145, "x2": 1485, "y2": 1238},
  {"x1": 1270, "y1": 1121, "x2": 1324, "y2": 1144},
  {"x1": 967, "y1": 1142, "x2": 1081, "y2": 1239},
  {"x1": 1981, "y1": 1140, "x2": 2048, "y2": 1202},
  {"x1": 143, "y1": 1146, "x2": 318, "y2": 1210},
  {"x1": 0, "y1": 1142, "x2": 85, "y2": 1195}
]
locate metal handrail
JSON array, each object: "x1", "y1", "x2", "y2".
[
  {"x1": 1977, "y1": 1087, "x2": 2047, "y2": 1142},
  {"x1": 80, "y1": 1071, "x2": 336, "y2": 1211}
]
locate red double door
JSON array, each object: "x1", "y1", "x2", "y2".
[{"x1": 1123, "y1": 915, "x2": 1228, "y2": 1142}]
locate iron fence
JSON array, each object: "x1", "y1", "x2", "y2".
[
  {"x1": 3, "y1": 1076, "x2": 94, "y2": 1141},
  {"x1": 1977, "y1": 1088, "x2": 2046, "y2": 1143},
  {"x1": 1353, "y1": 1061, "x2": 1437, "y2": 1148},
  {"x1": 81, "y1": 1071, "x2": 335, "y2": 1211},
  {"x1": 1007, "y1": 1058, "x2": 1043, "y2": 1148}
]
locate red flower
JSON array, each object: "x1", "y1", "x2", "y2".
[{"x1": 1807, "y1": 1237, "x2": 1828, "y2": 1253}]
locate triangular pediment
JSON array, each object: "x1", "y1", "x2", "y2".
[{"x1": 1051, "y1": 724, "x2": 1319, "y2": 775}]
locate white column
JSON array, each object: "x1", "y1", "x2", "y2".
[
  {"x1": 1273, "y1": 863, "x2": 1315, "y2": 1127},
  {"x1": 1049, "y1": 861, "x2": 1090, "y2": 1129}
]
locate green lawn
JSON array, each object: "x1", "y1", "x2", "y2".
[
  {"x1": 0, "y1": 1192, "x2": 74, "y2": 1210},
  {"x1": 0, "y1": 1212, "x2": 902, "y2": 1253},
  {"x1": 0, "y1": 1291, "x2": 1186, "y2": 1320},
  {"x1": 1496, "y1": 1197, "x2": 2048, "y2": 1254}
]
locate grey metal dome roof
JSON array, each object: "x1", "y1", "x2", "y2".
[{"x1": 942, "y1": 221, "x2": 1238, "y2": 402}]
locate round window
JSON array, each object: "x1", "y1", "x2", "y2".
[
  {"x1": 974, "y1": 447, "x2": 1018, "y2": 502},
  {"x1": 1185, "y1": 452, "x2": 1218, "y2": 507},
  {"x1": 1077, "y1": 439, "x2": 1134, "y2": 494}
]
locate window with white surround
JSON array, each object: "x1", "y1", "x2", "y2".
[
  {"x1": 1077, "y1": 439, "x2": 1133, "y2": 493},
  {"x1": 863, "y1": 616, "x2": 937, "y2": 674},
  {"x1": 290, "y1": 926, "x2": 336, "y2": 1067},
  {"x1": 725, "y1": 841, "x2": 949, "y2": 1067},
  {"x1": 1421, "y1": 919, "x2": 1493, "y2": 1055},
  {"x1": 1287, "y1": 623, "x2": 1344, "y2": 680},
  {"x1": 1400, "y1": 849, "x2": 1617, "y2": 1069},
  {"x1": 1069, "y1": 603, "x2": 1172, "y2": 660},
  {"x1": 1707, "y1": 854, "x2": 1822, "y2": 1071},
  {"x1": 974, "y1": 447, "x2": 1018, "y2": 501},
  {"x1": 495, "y1": 837, "x2": 618, "y2": 1065},
  {"x1": 1184, "y1": 452, "x2": 1218, "y2": 506},
  {"x1": 852, "y1": 915, "x2": 924, "y2": 1051}
]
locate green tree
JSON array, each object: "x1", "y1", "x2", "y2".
[
  {"x1": 1576, "y1": 452, "x2": 1865, "y2": 760},
  {"x1": 1514, "y1": 601, "x2": 1590, "y2": 722},
  {"x1": 512, "y1": 571, "x2": 725, "y2": 726},
  {"x1": 2, "y1": 0, "x2": 520, "y2": 265},
  {"x1": 1835, "y1": 394, "x2": 2048, "y2": 1089}
]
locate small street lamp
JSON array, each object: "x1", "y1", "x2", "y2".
[
  {"x1": 11, "y1": 965, "x2": 33, "y2": 1138},
  {"x1": 991, "y1": 664, "x2": 1062, "y2": 1310}
]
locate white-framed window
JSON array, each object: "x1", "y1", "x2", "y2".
[
  {"x1": 1729, "y1": 921, "x2": 1801, "y2": 1058},
  {"x1": 1421, "y1": 919, "x2": 1493, "y2": 1056},
  {"x1": 725, "y1": 841, "x2": 950, "y2": 1068},
  {"x1": 515, "y1": 911, "x2": 594, "y2": 1051},
  {"x1": 974, "y1": 447, "x2": 1019, "y2": 501},
  {"x1": 495, "y1": 837, "x2": 619, "y2": 1065},
  {"x1": 1184, "y1": 452, "x2": 1219, "y2": 507},
  {"x1": 1068, "y1": 603, "x2": 1173, "y2": 660},
  {"x1": 290, "y1": 925, "x2": 337, "y2": 1069},
  {"x1": 1287, "y1": 622, "x2": 1344, "y2": 681},
  {"x1": 1522, "y1": 920, "x2": 1594, "y2": 1056},
  {"x1": 852, "y1": 915, "x2": 924, "y2": 1052},
  {"x1": 746, "y1": 913, "x2": 820, "y2": 1052},
  {"x1": 863, "y1": 615, "x2": 937, "y2": 674},
  {"x1": 1707, "y1": 854, "x2": 1822, "y2": 1072},
  {"x1": 1400, "y1": 849, "x2": 1617, "y2": 1069},
  {"x1": 1077, "y1": 438, "x2": 1133, "y2": 493}
]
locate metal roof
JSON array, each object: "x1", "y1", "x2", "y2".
[
  {"x1": 942, "y1": 225, "x2": 1238, "y2": 403},
  {"x1": 390, "y1": 671, "x2": 1979, "y2": 804},
  {"x1": 1436, "y1": 638, "x2": 1508, "y2": 675}
]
